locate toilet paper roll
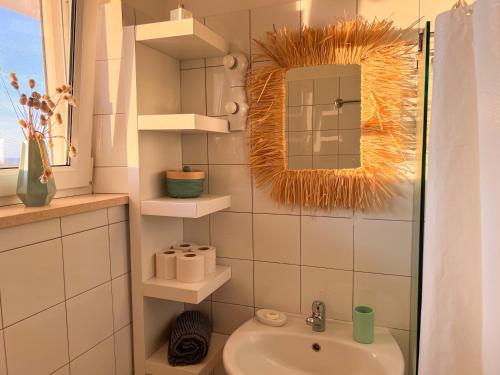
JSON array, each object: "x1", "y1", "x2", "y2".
[
  {"x1": 194, "y1": 245, "x2": 217, "y2": 275},
  {"x1": 171, "y1": 242, "x2": 198, "y2": 252},
  {"x1": 176, "y1": 253, "x2": 205, "y2": 283},
  {"x1": 156, "y1": 250, "x2": 179, "y2": 280}
]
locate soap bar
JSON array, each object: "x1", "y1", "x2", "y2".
[{"x1": 256, "y1": 309, "x2": 287, "y2": 327}]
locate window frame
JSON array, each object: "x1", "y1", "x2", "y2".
[{"x1": 0, "y1": 0, "x2": 98, "y2": 204}]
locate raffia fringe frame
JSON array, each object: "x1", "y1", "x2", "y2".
[{"x1": 250, "y1": 18, "x2": 417, "y2": 210}]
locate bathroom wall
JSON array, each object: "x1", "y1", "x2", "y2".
[
  {"x1": 0, "y1": 205, "x2": 133, "y2": 375},
  {"x1": 90, "y1": 1, "x2": 460, "y2": 374}
]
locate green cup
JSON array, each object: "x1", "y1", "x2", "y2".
[{"x1": 353, "y1": 306, "x2": 374, "y2": 344}]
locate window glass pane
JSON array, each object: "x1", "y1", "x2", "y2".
[
  {"x1": 0, "y1": 5, "x2": 45, "y2": 168},
  {"x1": 0, "y1": 1, "x2": 74, "y2": 169}
]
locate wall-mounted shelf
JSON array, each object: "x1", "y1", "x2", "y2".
[
  {"x1": 145, "y1": 333, "x2": 228, "y2": 375},
  {"x1": 136, "y1": 18, "x2": 229, "y2": 59},
  {"x1": 138, "y1": 114, "x2": 229, "y2": 133},
  {"x1": 141, "y1": 195, "x2": 231, "y2": 218},
  {"x1": 142, "y1": 265, "x2": 231, "y2": 304}
]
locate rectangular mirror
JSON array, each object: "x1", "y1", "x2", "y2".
[{"x1": 285, "y1": 64, "x2": 361, "y2": 170}]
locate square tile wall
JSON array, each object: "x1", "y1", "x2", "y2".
[
  {"x1": 0, "y1": 205, "x2": 133, "y2": 375},
  {"x1": 177, "y1": 1, "x2": 419, "y2": 371}
]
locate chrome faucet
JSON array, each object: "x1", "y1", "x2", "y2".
[{"x1": 305, "y1": 300, "x2": 326, "y2": 332}]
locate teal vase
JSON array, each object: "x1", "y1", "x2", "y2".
[{"x1": 16, "y1": 140, "x2": 56, "y2": 207}]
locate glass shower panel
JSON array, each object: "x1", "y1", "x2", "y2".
[{"x1": 410, "y1": 21, "x2": 432, "y2": 375}]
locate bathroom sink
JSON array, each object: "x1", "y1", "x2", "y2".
[{"x1": 223, "y1": 314, "x2": 404, "y2": 375}]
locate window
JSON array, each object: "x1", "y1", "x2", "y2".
[
  {"x1": 0, "y1": 0, "x2": 75, "y2": 168},
  {"x1": 0, "y1": 0, "x2": 96, "y2": 201}
]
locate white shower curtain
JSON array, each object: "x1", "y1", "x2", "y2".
[{"x1": 419, "y1": 0, "x2": 500, "y2": 374}]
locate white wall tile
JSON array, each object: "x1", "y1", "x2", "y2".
[
  {"x1": 96, "y1": 0, "x2": 124, "y2": 60},
  {"x1": 92, "y1": 166, "x2": 129, "y2": 194},
  {"x1": 208, "y1": 129, "x2": 250, "y2": 165},
  {"x1": 288, "y1": 80, "x2": 314, "y2": 106},
  {"x1": 254, "y1": 261, "x2": 300, "y2": 313},
  {"x1": 4, "y1": 303, "x2": 68, "y2": 375},
  {"x1": 420, "y1": 0, "x2": 457, "y2": 29},
  {"x1": 52, "y1": 365, "x2": 70, "y2": 375},
  {"x1": 301, "y1": 0, "x2": 356, "y2": 27},
  {"x1": 301, "y1": 266, "x2": 353, "y2": 321},
  {"x1": 354, "y1": 219, "x2": 412, "y2": 276},
  {"x1": 339, "y1": 129, "x2": 360, "y2": 155},
  {"x1": 182, "y1": 134, "x2": 208, "y2": 164},
  {"x1": 181, "y1": 69, "x2": 207, "y2": 115},
  {"x1": 289, "y1": 131, "x2": 313, "y2": 156},
  {"x1": 206, "y1": 66, "x2": 231, "y2": 117},
  {"x1": 253, "y1": 214, "x2": 300, "y2": 264},
  {"x1": 212, "y1": 258, "x2": 253, "y2": 306},
  {"x1": 205, "y1": 10, "x2": 250, "y2": 67},
  {"x1": 301, "y1": 216, "x2": 353, "y2": 270},
  {"x1": 183, "y1": 216, "x2": 211, "y2": 245},
  {"x1": 253, "y1": 182, "x2": 300, "y2": 215},
  {"x1": 115, "y1": 325, "x2": 134, "y2": 375},
  {"x1": 66, "y1": 283, "x2": 114, "y2": 359},
  {"x1": 180, "y1": 59, "x2": 205, "y2": 70},
  {"x1": 63, "y1": 227, "x2": 111, "y2": 298},
  {"x1": 354, "y1": 272, "x2": 411, "y2": 330},
  {"x1": 313, "y1": 130, "x2": 339, "y2": 155},
  {"x1": 339, "y1": 154, "x2": 360, "y2": 169},
  {"x1": 289, "y1": 105, "x2": 313, "y2": 132},
  {"x1": 288, "y1": 155, "x2": 312, "y2": 169},
  {"x1": 94, "y1": 59, "x2": 128, "y2": 115},
  {"x1": 0, "y1": 331, "x2": 6, "y2": 375},
  {"x1": 356, "y1": 181, "x2": 414, "y2": 221},
  {"x1": 112, "y1": 274, "x2": 132, "y2": 330},
  {"x1": 312, "y1": 155, "x2": 338, "y2": 169},
  {"x1": 185, "y1": 300, "x2": 212, "y2": 320},
  {"x1": 0, "y1": 218, "x2": 60, "y2": 253},
  {"x1": 312, "y1": 104, "x2": 338, "y2": 131},
  {"x1": 0, "y1": 239, "x2": 65, "y2": 326},
  {"x1": 109, "y1": 221, "x2": 131, "y2": 278},
  {"x1": 313, "y1": 77, "x2": 339, "y2": 105},
  {"x1": 212, "y1": 302, "x2": 254, "y2": 335},
  {"x1": 93, "y1": 114, "x2": 128, "y2": 167},
  {"x1": 70, "y1": 336, "x2": 115, "y2": 375},
  {"x1": 251, "y1": 1, "x2": 301, "y2": 55},
  {"x1": 61, "y1": 208, "x2": 108, "y2": 236},
  {"x1": 358, "y1": 0, "x2": 419, "y2": 28},
  {"x1": 209, "y1": 165, "x2": 252, "y2": 212},
  {"x1": 210, "y1": 212, "x2": 253, "y2": 260},
  {"x1": 108, "y1": 205, "x2": 129, "y2": 224},
  {"x1": 390, "y1": 328, "x2": 410, "y2": 375},
  {"x1": 339, "y1": 103, "x2": 361, "y2": 129}
]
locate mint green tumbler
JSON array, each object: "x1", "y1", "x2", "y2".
[{"x1": 353, "y1": 306, "x2": 374, "y2": 344}]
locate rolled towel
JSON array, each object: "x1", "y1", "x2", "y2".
[{"x1": 167, "y1": 311, "x2": 212, "y2": 366}]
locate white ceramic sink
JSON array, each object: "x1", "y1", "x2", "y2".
[{"x1": 223, "y1": 314, "x2": 404, "y2": 375}]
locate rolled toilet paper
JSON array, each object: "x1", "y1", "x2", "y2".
[
  {"x1": 171, "y1": 242, "x2": 198, "y2": 252},
  {"x1": 176, "y1": 253, "x2": 205, "y2": 283},
  {"x1": 156, "y1": 250, "x2": 179, "y2": 280},
  {"x1": 194, "y1": 245, "x2": 217, "y2": 275}
]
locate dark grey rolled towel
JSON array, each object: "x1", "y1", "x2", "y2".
[{"x1": 168, "y1": 310, "x2": 212, "y2": 366}]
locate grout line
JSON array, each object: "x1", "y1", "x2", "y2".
[
  {"x1": 59, "y1": 217, "x2": 72, "y2": 369},
  {"x1": 0, "y1": 235, "x2": 62, "y2": 255}
]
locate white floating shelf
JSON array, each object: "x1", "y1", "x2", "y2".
[
  {"x1": 145, "y1": 333, "x2": 228, "y2": 375},
  {"x1": 141, "y1": 194, "x2": 231, "y2": 218},
  {"x1": 136, "y1": 18, "x2": 229, "y2": 59},
  {"x1": 138, "y1": 114, "x2": 229, "y2": 134},
  {"x1": 143, "y1": 265, "x2": 231, "y2": 304}
]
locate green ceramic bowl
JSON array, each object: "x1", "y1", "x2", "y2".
[{"x1": 165, "y1": 167, "x2": 205, "y2": 198}]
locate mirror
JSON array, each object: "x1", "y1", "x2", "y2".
[
  {"x1": 286, "y1": 65, "x2": 361, "y2": 170},
  {"x1": 249, "y1": 19, "x2": 416, "y2": 210}
]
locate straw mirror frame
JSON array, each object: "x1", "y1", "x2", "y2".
[{"x1": 249, "y1": 18, "x2": 417, "y2": 210}]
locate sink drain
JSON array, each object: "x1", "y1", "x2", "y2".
[{"x1": 312, "y1": 343, "x2": 321, "y2": 352}]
